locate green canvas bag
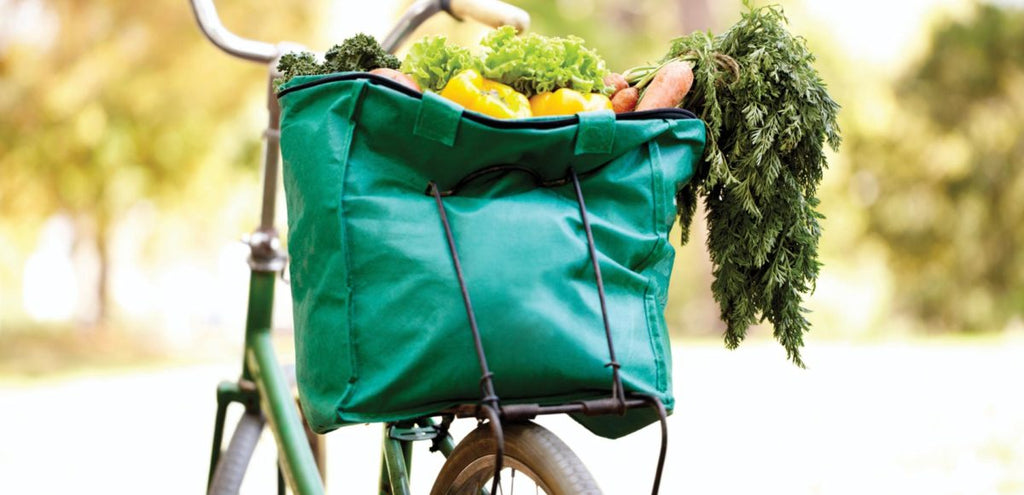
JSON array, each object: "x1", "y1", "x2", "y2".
[{"x1": 277, "y1": 73, "x2": 705, "y2": 439}]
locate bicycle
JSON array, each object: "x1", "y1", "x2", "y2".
[{"x1": 192, "y1": 1, "x2": 681, "y2": 493}]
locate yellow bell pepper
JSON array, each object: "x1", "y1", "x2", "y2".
[
  {"x1": 529, "y1": 88, "x2": 613, "y2": 116},
  {"x1": 439, "y1": 69, "x2": 532, "y2": 119}
]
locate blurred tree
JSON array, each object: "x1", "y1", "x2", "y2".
[
  {"x1": 846, "y1": 4, "x2": 1024, "y2": 332},
  {"x1": 0, "y1": 0, "x2": 320, "y2": 328}
]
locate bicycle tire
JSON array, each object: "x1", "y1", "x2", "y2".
[
  {"x1": 208, "y1": 411, "x2": 266, "y2": 495},
  {"x1": 430, "y1": 421, "x2": 602, "y2": 495}
]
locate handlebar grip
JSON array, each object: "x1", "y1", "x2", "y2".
[{"x1": 446, "y1": 0, "x2": 530, "y2": 32}]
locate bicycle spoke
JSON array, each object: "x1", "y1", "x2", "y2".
[{"x1": 480, "y1": 467, "x2": 552, "y2": 495}]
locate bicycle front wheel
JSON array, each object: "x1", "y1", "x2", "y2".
[
  {"x1": 208, "y1": 411, "x2": 265, "y2": 495},
  {"x1": 430, "y1": 421, "x2": 601, "y2": 495}
]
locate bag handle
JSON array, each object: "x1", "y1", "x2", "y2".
[
  {"x1": 574, "y1": 110, "x2": 616, "y2": 155},
  {"x1": 414, "y1": 91, "x2": 463, "y2": 147}
]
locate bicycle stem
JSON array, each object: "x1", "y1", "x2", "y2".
[{"x1": 260, "y1": 74, "x2": 281, "y2": 233}]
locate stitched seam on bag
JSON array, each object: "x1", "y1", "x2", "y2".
[
  {"x1": 643, "y1": 282, "x2": 668, "y2": 394},
  {"x1": 339, "y1": 123, "x2": 359, "y2": 409},
  {"x1": 342, "y1": 84, "x2": 371, "y2": 396},
  {"x1": 631, "y1": 140, "x2": 666, "y2": 273}
]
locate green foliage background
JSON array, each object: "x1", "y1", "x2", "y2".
[
  {"x1": 0, "y1": 0, "x2": 324, "y2": 327},
  {"x1": 844, "y1": 4, "x2": 1024, "y2": 333}
]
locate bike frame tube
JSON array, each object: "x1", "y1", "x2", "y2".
[
  {"x1": 380, "y1": 428, "x2": 424, "y2": 495},
  {"x1": 382, "y1": 436, "x2": 413, "y2": 495},
  {"x1": 258, "y1": 73, "x2": 282, "y2": 233},
  {"x1": 243, "y1": 271, "x2": 325, "y2": 494}
]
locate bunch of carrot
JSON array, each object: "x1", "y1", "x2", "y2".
[{"x1": 605, "y1": 59, "x2": 695, "y2": 113}]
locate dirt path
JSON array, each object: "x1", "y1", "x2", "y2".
[{"x1": 1, "y1": 340, "x2": 1021, "y2": 494}]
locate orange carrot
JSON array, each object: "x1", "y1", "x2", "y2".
[
  {"x1": 612, "y1": 87, "x2": 639, "y2": 113},
  {"x1": 369, "y1": 68, "x2": 421, "y2": 92},
  {"x1": 635, "y1": 61, "x2": 693, "y2": 111},
  {"x1": 604, "y1": 72, "x2": 628, "y2": 94}
]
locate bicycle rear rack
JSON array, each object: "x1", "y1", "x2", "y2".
[{"x1": 427, "y1": 165, "x2": 670, "y2": 495}]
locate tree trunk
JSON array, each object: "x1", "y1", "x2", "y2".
[
  {"x1": 94, "y1": 212, "x2": 111, "y2": 328},
  {"x1": 76, "y1": 207, "x2": 112, "y2": 332}
]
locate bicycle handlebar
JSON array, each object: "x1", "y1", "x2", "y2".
[
  {"x1": 190, "y1": 0, "x2": 531, "y2": 64},
  {"x1": 381, "y1": 0, "x2": 530, "y2": 52},
  {"x1": 448, "y1": 0, "x2": 529, "y2": 33},
  {"x1": 189, "y1": 0, "x2": 278, "y2": 63}
]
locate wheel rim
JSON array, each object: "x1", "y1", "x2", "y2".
[{"x1": 449, "y1": 454, "x2": 553, "y2": 494}]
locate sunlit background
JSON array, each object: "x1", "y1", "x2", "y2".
[{"x1": 1, "y1": 0, "x2": 1023, "y2": 493}]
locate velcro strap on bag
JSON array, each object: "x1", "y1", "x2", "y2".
[
  {"x1": 574, "y1": 110, "x2": 616, "y2": 155},
  {"x1": 414, "y1": 91, "x2": 463, "y2": 147}
]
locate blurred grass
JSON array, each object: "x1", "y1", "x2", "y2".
[
  {"x1": 0, "y1": 322, "x2": 302, "y2": 382},
  {"x1": 0, "y1": 325, "x2": 171, "y2": 380},
  {"x1": 0, "y1": 323, "x2": 231, "y2": 381}
]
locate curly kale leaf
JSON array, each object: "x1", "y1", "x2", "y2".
[
  {"x1": 276, "y1": 51, "x2": 325, "y2": 84},
  {"x1": 322, "y1": 33, "x2": 400, "y2": 73},
  {"x1": 275, "y1": 33, "x2": 397, "y2": 87}
]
